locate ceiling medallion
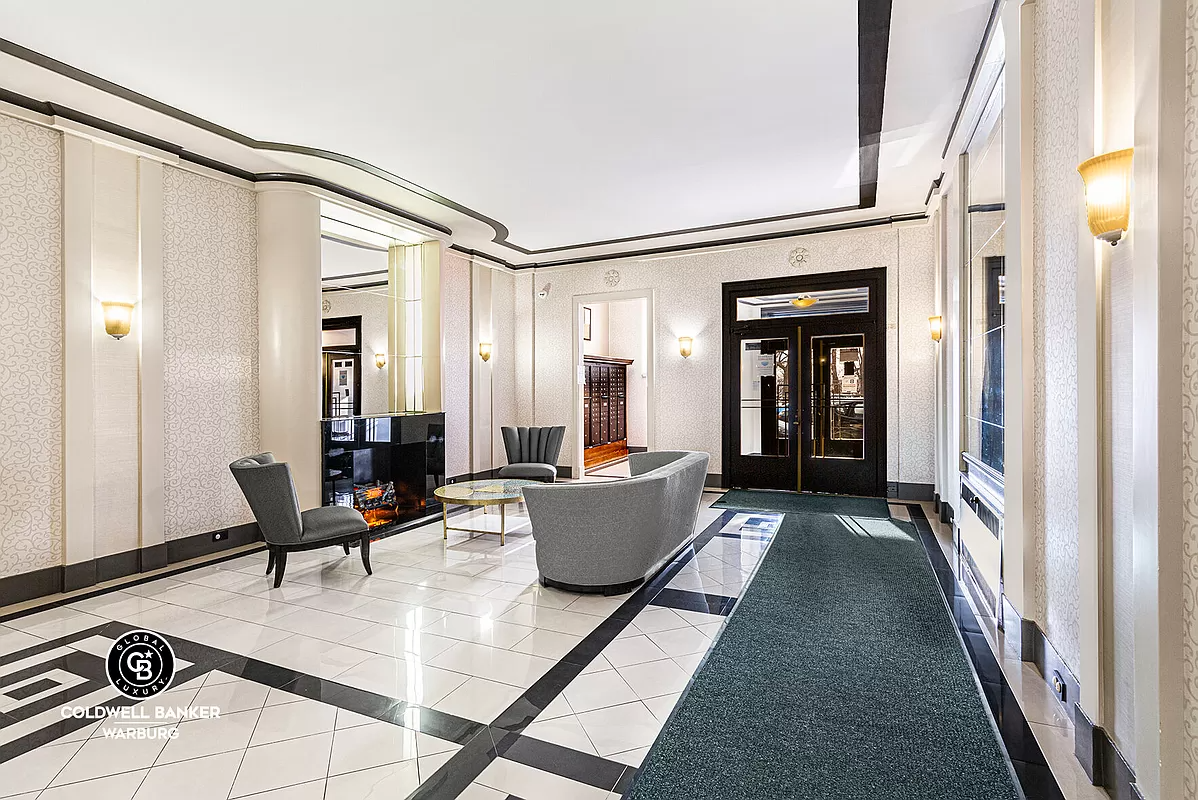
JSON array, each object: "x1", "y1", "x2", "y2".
[
  {"x1": 322, "y1": 298, "x2": 332, "y2": 313},
  {"x1": 788, "y1": 247, "x2": 810, "y2": 268},
  {"x1": 604, "y1": 269, "x2": 621, "y2": 287}
]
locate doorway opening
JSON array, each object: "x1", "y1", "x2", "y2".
[
  {"x1": 722, "y1": 268, "x2": 887, "y2": 497},
  {"x1": 572, "y1": 291, "x2": 655, "y2": 479}
]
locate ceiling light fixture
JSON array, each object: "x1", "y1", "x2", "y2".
[{"x1": 791, "y1": 295, "x2": 818, "y2": 309}]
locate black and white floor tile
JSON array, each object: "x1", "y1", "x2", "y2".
[{"x1": 0, "y1": 496, "x2": 777, "y2": 800}]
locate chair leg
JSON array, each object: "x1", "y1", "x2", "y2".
[
  {"x1": 360, "y1": 534, "x2": 372, "y2": 576},
  {"x1": 266, "y1": 547, "x2": 275, "y2": 575},
  {"x1": 273, "y1": 549, "x2": 288, "y2": 589},
  {"x1": 342, "y1": 542, "x2": 350, "y2": 555}
]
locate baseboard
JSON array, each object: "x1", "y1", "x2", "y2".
[
  {"x1": 628, "y1": 446, "x2": 648, "y2": 453},
  {"x1": 939, "y1": 502, "x2": 954, "y2": 524},
  {"x1": 896, "y1": 482, "x2": 934, "y2": 501},
  {"x1": 1020, "y1": 618, "x2": 1082, "y2": 726},
  {"x1": 0, "y1": 522, "x2": 263, "y2": 607},
  {"x1": 1073, "y1": 704, "x2": 1138, "y2": 799}
]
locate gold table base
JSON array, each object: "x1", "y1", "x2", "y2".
[{"x1": 442, "y1": 501, "x2": 514, "y2": 545}]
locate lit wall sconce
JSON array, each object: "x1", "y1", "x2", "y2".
[
  {"x1": 1078, "y1": 147, "x2": 1134, "y2": 245},
  {"x1": 928, "y1": 315, "x2": 943, "y2": 343},
  {"x1": 678, "y1": 337, "x2": 693, "y2": 358},
  {"x1": 374, "y1": 353, "x2": 387, "y2": 369},
  {"x1": 101, "y1": 301, "x2": 135, "y2": 340},
  {"x1": 478, "y1": 342, "x2": 493, "y2": 362}
]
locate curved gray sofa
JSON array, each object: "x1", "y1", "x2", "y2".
[{"x1": 522, "y1": 451, "x2": 709, "y2": 594}]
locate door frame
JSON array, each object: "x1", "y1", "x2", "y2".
[
  {"x1": 322, "y1": 315, "x2": 363, "y2": 418},
  {"x1": 571, "y1": 289, "x2": 656, "y2": 480},
  {"x1": 721, "y1": 267, "x2": 887, "y2": 495}
]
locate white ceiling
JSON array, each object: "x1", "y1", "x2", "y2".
[{"x1": 0, "y1": 0, "x2": 995, "y2": 265}]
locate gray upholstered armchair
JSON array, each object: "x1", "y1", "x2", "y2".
[
  {"x1": 229, "y1": 453, "x2": 372, "y2": 588},
  {"x1": 498, "y1": 426, "x2": 565, "y2": 482}
]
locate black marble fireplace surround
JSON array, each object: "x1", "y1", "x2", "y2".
[{"x1": 321, "y1": 412, "x2": 447, "y2": 532}]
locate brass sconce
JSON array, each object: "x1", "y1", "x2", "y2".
[
  {"x1": 1078, "y1": 147, "x2": 1134, "y2": 245},
  {"x1": 374, "y1": 353, "x2": 387, "y2": 369},
  {"x1": 479, "y1": 342, "x2": 493, "y2": 362},
  {"x1": 678, "y1": 337, "x2": 693, "y2": 358},
  {"x1": 102, "y1": 301, "x2": 135, "y2": 340},
  {"x1": 928, "y1": 315, "x2": 943, "y2": 343}
]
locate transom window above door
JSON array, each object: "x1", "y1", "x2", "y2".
[{"x1": 735, "y1": 286, "x2": 870, "y2": 320}]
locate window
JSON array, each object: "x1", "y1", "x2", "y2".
[{"x1": 963, "y1": 77, "x2": 1005, "y2": 478}]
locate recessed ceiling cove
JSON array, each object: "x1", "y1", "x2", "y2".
[{"x1": 0, "y1": 0, "x2": 994, "y2": 265}]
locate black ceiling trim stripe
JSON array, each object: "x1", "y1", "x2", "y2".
[
  {"x1": 858, "y1": 0, "x2": 894, "y2": 209},
  {"x1": 940, "y1": 0, "x2": 1004, "y2": 159},
  {"x1": 319, "y1": 234, "x2": 388, "y2": 253},
  {"x1": 450, "y1": 212, "x2": 927, "y2": 271},
  {"x1": 1, "y1": 15, "x2": 901, "y2": 257},
  {"x1": 924, "y1": 172, "x2": 945, "y2": 207}
]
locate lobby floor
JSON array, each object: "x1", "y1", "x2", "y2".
[{"x1": 0, "y1": 494, "x2": 1094, "y2": 800}]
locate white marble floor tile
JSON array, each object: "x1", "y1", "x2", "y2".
[
  {"x1": 132, "y1": 749, "x2": 243, "y2": 800},
  {"x1": 67, "y1": 592, "x2": 164, "y2": 620},
  {"x1": 0, "y1": 625, "x2": 43, "y2": 657},
  {"x1": 250, "y1": 635, "x2": 373, "y2": 679},
  {"x1": 250, "y1": 698, "x2": 338, "y2": 746},
  {"x1": 427, "y1": 642, "x2": 556, "y2": 689},
  {"x1": 5, "y1": 607, "x2": 107, "y2": 640},
  {"x1": 324, "y1": 760, "x2": 421, "y2": 800},
  {"x1": 600, "y1": 635, "x2": 669, "y2": 668},
  {"x1": 231, "y1": 780, "x2": 326, "y2": 800},
  {"x1": 151, "y1": 583, "x2": 243, "y2": 610},
  {"x1": 561, "y1": 594, "x2": 630, "y2": 617},
  {"x1": 418, "y1": 612, "x2": 535, "y2": 649},
  {"x1": 626, "y1": 607, "x2": 690, "y2": 634},
  {"x1": 536, "y1": 694, "x2": 575, "y2": 722},
  {"x1": 0, "y1": 739, "x2": 86, "y2": 796},
  {"x1": 484, "y1": 584, "x2": 577, "y2": 610},
  {"x1": 328, "y1": 721, "x2": 418, "y2": 775},
  {"x1": 616, "y1": 658, "x2": 691, "y2": 700},
  {"x1": 51, "y1": 727, "x2": 169, "y2": 786},
  {"x1": 340, "y1": 623, "x2": 458, "y2": 661},
  {"x1": 417, "y1": 750, "x2": 457, "y2": 782},
  {"x1": 348, "y1": 598, "x2": 444, "y2": 629},
  {"x1": 156, "y1": 708, "x2": 260, "y2": 764},
  {"x1": 495, "y1": 605, "x2": 604, "y2": 637},
  {"x1": 609, "y1": 745, "x2": 651, "y2": 767},
  {"x1": 39, "y1": 770, "x2": 148, "y2": 800},
  {"x1": 562, "y1": 670, "x2": 638, "y2": 714},
  {"x1": 266, "y1": 606, "x2": 374, "y2": 643},
  {"x1": 285, "y1": 586, "x2": 374, "y2": 615},
  {"x1": 642, "y1": 692, "x2": 682, "y2": 721},
  {"x1": 333, "y1": 654, "x2": 469, "y2": 706},
  {"x1": 192, "y1": 677, "x2": 271, "y2": 715},
  {"x1": 644, "y1": 626, "x2": 712, "y2": 658},
  {"x1": 510, "y1": 629, "x2": 583, "y2": 660},
  {"x1": 431, "y1": 677, "x2": 524, "y2": 723},
  {"x1": 229, "y1": 732, "x2": 334, "y2": 798},
  {"x1": 455, "y1": 782, "x2": 508, "y2": 800},
  {"x1": 185, "y1": 617, "x2": 293, "y2": 654},
  {"x1": 114, "y1": 604, "x2": 223, "y2": 636},
  {"x1": 207, "y1": 594, "x2": 303, "y2": 625},
  {"x1": 574, "y1": 701, "x2": 662, "y2": 758},
  {"x1": 524, "y1": 714, "x2": 599, "y2": 755},
  {"x1": 477, "y1": 757, "x2": 611, "y2": 800}
]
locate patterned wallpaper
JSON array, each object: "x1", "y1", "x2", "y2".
[
  {"x1": 442, "y1": 250, "x2": 472, "y2": 478},
  {"x1": 1181, "y1": 0, "x2": 1198, "y2": 788},
  {"x1": 1030, "y1": 0, "x2": 1082, "y2": 674},
  {"x1": 0, "y1": 114, "x2": 63, "y2": 578},
  {"x1": 491, "y1": 269, "x2": 517, "y2": 465},
  {"x1": 162, "y1": 166, "x2": 259, "y2": 540},
  {"x1": 898, "y1": 224, "x2": 937, "y2": 484}
]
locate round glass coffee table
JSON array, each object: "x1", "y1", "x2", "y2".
[{"x1": 434, "y1": 478, "x2": 540, "y2": 546}]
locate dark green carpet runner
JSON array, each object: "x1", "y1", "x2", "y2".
[
  {"x1": 712, "y1": 489, "x2": 891, "y2": 518},
  {"x1": 627, "y1": 501, "x2": 1020, "y2": 800}
]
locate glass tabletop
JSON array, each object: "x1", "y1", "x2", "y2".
[{"x1": 434, "y1": 478, "x2": 541, "y2": 504}]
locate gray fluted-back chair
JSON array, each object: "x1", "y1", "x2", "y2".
[
  {"x1": 498, "y1": 426, "x2": 565, "y2": 482},
  {"x1": 229, "y1": 453, "x2": 372, "y2": 587}
]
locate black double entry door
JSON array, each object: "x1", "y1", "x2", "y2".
[{"x1": 722, "y1": 269, "x2": 887, "y2": 498}]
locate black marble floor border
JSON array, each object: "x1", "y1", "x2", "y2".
[
  {"x1": 0, "y1": 510, "x2": 749, "y2": 798},
  {"x1": 905, "y1": 503, "x2": 1065, "y2": 800},
  {"x1": 409, "y1": 509, "x2": 746, "y2": 800}
]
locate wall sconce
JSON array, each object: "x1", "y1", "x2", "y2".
[
  {"x1": 478, "y1": 342, "x2": 493, "y2": 362},
  {"x1": 928, "y1": 315, "x2": 943, "y2": 343},
  {"x1": 101, "y1": 301, "x2": 135, "y2": 340},
  {"x1": 374, "y1": 353, "x2": 387, "y2": 369},
  {"x1": 1077, "y1": 147, "x2": 1134, "y2": 245},
  {"x1": 678, "y1": 337, "x2": 693, "y2": 358}
]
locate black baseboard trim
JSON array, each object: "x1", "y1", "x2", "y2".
[
  {"x1": 933, "y1": 492, "x2": 941, "y2": 513},
  {"x1": 1073, "y1": 704, "x2": 1138, "y2": 799},
  {"x1": 939, "y1": 502, "x2": 954, "y2": 525},
  {"x1": 704, "y1": 472, "x2": 722, "y2": 488},
  {"x1": 165, "y1": 522, "x2": 262, "y2": 564},
  {"x1": 0, "y1": 565, "x2": 66, "y2": 607},
  {"x1": 628, "y1": 446, "x2": 648, "y2": 454},
  {"x1": 1020, "y1": 618, "x2": 1082, "y2": 725},
  {"x1": 895, "y1": 482, "x2": 935, "y2": 501}
]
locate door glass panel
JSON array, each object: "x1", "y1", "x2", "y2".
[
  {"x1": 810, "y1": 335, "x2": 865, "y2": 459},
  {"x1": 739, "y1": 338, "x2": 791, "y2": 456},
  {"x1": 735, "y1": 287, "x2": 869, "y2": 321}
]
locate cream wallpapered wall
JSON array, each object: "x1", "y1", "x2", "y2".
[
  {"x1": 1030, "y1": 0, "x2": 1082, "y2": 674},
  {"x1": 528, "y1": 223, "x2": 935, "y2": 479},
  {"x1": 0, "y1": 114, "x2": 62, "y2": 578},
  {"x1": 898, "y1": 224, "x2": 937, "y2": 485},
  {"x1": 162, "y1": 166, "x2": 259, "y2": 540},
  {"x1": 491, "y1": 269, "x2": 517, "y2": 465},
  {"x1": 514, "y1": 271, "x2": 536, "y2": 429},
  {"x1": 1181, "y1": 0, "x2": 1198, "y2": 788},
  {"x1": 442, "y1": 251, "x2": 473, "y2": 478}
]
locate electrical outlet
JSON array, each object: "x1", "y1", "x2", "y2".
[
  {"x1": 212, "y1": 530, "x2": 229, "y2": 543},
  {"x1": 1051, "y1": 670, "x2": 1067, "y2": 703}
]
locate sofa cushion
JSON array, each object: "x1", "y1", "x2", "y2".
[
  {"x1": 300, "y1": 505, "x2": 369, "y2": 541},
  {"x1": 499, "y1": 463, "x2": 558, "y2": 481}
]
